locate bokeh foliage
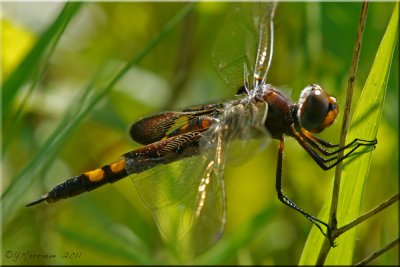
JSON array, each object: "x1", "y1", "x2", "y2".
[{"x1": 2, "y1": 2, "x2": 398, "y2": 265}]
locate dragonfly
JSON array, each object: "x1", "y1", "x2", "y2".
[{"x1": 27, "y1": 2, "x2": 376, "y2": 255}]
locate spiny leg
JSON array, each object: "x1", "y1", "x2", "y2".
[
  {"x1": 291, "y1": 126, "x2": 376, "y2": 170},
  {"x1": 275, "y1": 138, "x2": 334, "y2": 245},
  {"x1": 301, "y1": 131, "x2": 377, "y2": 158},
  {"x1": 307, "y1": 138, "x2": 377, "y2": 170}
]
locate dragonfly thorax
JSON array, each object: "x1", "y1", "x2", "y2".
[{"x1": 262, "y1": 86, "x2": 294, "y2": 139}]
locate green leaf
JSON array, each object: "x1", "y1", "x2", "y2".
[
  {"x1": 300, "y1": 3, "x2": 398, "y2": 264},
  {"x1": 2, "y1": 3, "x2": 83, "y2": 120}
]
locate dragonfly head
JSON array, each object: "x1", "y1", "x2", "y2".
[{"x1": 297, "y1": 84, "x2": 338, "y2": 133}]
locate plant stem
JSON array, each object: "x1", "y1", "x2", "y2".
[
  {"x1": 316, "y1": 2, "x2": 369, "y2": 264},
  {"x1": 354, "y1": 238, "x2": 399, "y2": 266},
  {"x1": 335, "y1": 194, "x2": 399, "y2": 236}
]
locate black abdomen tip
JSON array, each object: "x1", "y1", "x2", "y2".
[{"x1": 26, "y1": 194, "x2": 49, "y2": 207}]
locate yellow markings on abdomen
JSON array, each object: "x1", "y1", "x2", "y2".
[
  {"x1": 85, "y1": 168, "x2": 105, "y2": 182},
  {"x1": 110, "y1": 159, "x2": 126, "y2": 173},
  {"x1": 84, "y1": 160, "x2": 126, "y2": 183}
]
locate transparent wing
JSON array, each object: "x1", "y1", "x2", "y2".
[
  {"x1": 212, "y1": 3, "x2": 258, "y2": 93},
  {"x1": 252, "y1": 2, "x2": 277, "y2": 87},
  {"x1": 212, "y1": 2, "x2": 278, "y2": 93},
  {"x1": 130, "y1": 121, "x2": 228, "y2": 256}
]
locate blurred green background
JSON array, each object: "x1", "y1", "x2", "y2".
[{"x1": 2, "y1": 2, "x2": 398, "y2": 265}]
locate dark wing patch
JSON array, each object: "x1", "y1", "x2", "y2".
[{"x1": 130, "y1": 109, "x2": 219, "y2": 145}]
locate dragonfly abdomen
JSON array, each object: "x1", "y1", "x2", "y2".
[{"x1": 26, "y1": 159, "x2": 129, "y2": 206}]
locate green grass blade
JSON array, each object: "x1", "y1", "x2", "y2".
[
  {"x1": 2, "y1": 4, "x2": 83, "y2": 157},
  {"x1": 300, "y1": 3, "x2": 398, "y2": 264},
  {"x1": 1, "y1": 2, "x2": 83, "y2": 120}
]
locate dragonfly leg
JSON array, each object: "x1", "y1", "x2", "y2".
[
  {"x1": 275, "y1": 138, "x2": 334, "y2": 244},
  {"x1": 291, "y1": 126, "x2": 376, "y2": 170},
  {"x1": 301, "y1": 130, "x2": 377, "y2": 158}
]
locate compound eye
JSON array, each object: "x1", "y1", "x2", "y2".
[{"x1": 297, "y1": 84, "x2": 338, "y2": 133}]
